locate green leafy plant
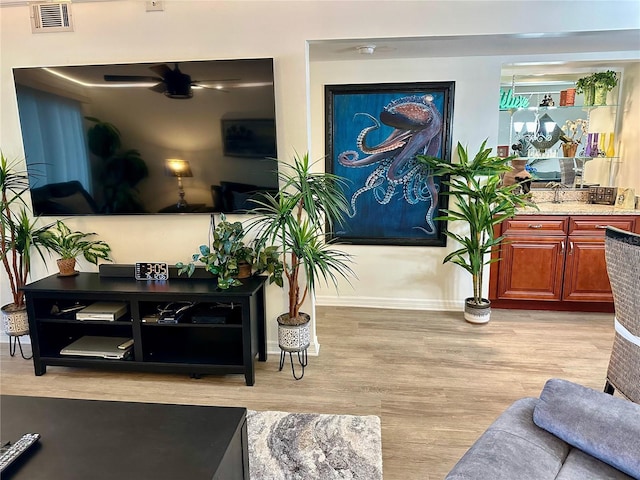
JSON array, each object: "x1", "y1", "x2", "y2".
[
  {"x1": 575, "y1": 71, "x2": 618, "y2": 94},
  {"x1": 246, "y1": 152, "x2": 355, "y2": 324},
  {"x1": 575, "y1": 74, "x2": 596, "y2": 95},
  {"x1": 417, "y1": 141, "x2": 536, "y2": 306},
  {"x1": 592, "y1": 70, "x2": 618, "y2": 91},
  {"x1": 39, "y1": 220, "x2": 112, "y2": 264},
  {"x1": 177, "y1": 213, "x2": 283, "y2": 290},
  {"x1": 86, "y1": 117, "x2": 148, "y2": 213},
  {"x1": 0, "y1": 152, "x2": 52, "y2": 309}
]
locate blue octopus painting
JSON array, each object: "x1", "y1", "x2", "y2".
[{"x1": 332, "y1": 91, "x2": 446, "y2": 241}]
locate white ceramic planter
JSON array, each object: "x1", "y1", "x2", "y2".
[
  {"x1": 1, "y1": 303, "x2": 29, "y2": 336},
  {"x1": 277, "y1": 312, "x2": 311, "y2": 352},
  {"x1": 464, "y1": 298, "x2": 491, "y2": 324}
]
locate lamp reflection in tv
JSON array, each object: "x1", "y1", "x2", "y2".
[{"x1": 165, "y1": 159, "x2": 193, "y2": 208}]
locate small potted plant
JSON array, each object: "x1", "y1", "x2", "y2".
[
  {"x1": 417, "y1": 141, "x2": 536, "y2": 324},
  {"x1": 177, "y1": 213, "x2": 283, "y2": 289},
  {"x1": 575, "y1": 74, "x2": 597, "y2": 107},
  {"x1": 592, "y1": 70, "x2": 618, "y2": 105},
  {"x1": 39, "y1": 220, "x2": 113, "y2": 276},
  {"x1": 247, "y1": 152, "x2": 355, "y2": 379},
  {"x1": 560, "y1": 119, "x2": 588, "y2": 157}
]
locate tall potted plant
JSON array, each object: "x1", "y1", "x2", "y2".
[
  {"x1": 0, "y1": 153, "x2": 51, "y2": 345},
  {"x1": 247, "y1": 152, "x2": 355, "y2": 379},
  {"x1": 417, "y1": 141, "x2": 535, "y2": 324}
]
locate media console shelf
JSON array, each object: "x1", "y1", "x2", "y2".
[{"x1": 22, "y1": 268, "x2": 267, "y2": 386}]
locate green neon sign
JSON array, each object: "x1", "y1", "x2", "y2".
[{"x1": 500, "y1": 89, "x2": 529, "y2": 109}]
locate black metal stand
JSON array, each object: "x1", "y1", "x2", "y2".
[
  {"x1": 8, "y1": 335, "x2": 32, "y2": 360},
  {"x1": 279, "y1": 348, "x2": 308, "y2": 380}
]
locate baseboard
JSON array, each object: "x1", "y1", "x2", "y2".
[{"x1": 315, "y1": 295, "x2": 464, "y2": 312}]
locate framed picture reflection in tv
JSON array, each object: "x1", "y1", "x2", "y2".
[{"x1": 221, "y1": 119, "x2": 277, "y2": 158}]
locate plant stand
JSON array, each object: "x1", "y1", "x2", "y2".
[
  {"x1": 277, "y1": 313, "x2": 311, "y2": 380},
  {"x1": 279, "y1": 348, "x2": 308, "y2": 380},
  {"x1": 7, "y1": 333, "x2": 32, "y2": 360}
]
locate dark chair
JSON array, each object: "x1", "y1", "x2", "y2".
[
  {"x1": 30, "y1": 180, "x2": 99, "y2": 215},
  {"x1": 604, "y1": 226, "x2": 640, "y2": 403},
  {"x1": 211, "y1": 181, "x2": 278, "y2": 212}
]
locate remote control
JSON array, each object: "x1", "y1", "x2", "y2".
[
  {"x1": 0, "y1": 433, "x2": 40, "y2": 472},
  {"x1": 118, "y1": 339, "x2": 134, "y2": 350}
]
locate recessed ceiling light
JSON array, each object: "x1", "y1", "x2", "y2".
[{"x1": 356, "y1": 45, "x2": 376, "y2": 55}]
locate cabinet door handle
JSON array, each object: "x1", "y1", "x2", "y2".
[
  {"x1": 569, "y1": 241, "x2": 574, "y2": 255},
  {"x1": 528, "y1": 224, "x2": 543, "y2": 229},
  {"x1": 560, "y1": 240, "x2": 565, "y2": 255},
  {"x1": 595, "y1": 225, "x2": 608, "y2": 229}
]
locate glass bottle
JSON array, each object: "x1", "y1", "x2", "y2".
[
  {"x1": 584, "y1": 133, "x2": 593, "y2": 157},
  {"x1": 606, "y1": 132, "x2": 615, "y2": 157},
  {"x1": 592, "y1": 133, "x2": 599, "y2": 157}
]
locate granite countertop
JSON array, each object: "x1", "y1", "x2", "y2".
[
  {"x1": 516, "y1": 189, "x2": 639, "y2": 215},
  {"x1": 518, "y1": 201, "x2": 639, "y2": 215}
]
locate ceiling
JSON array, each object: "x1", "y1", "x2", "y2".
[{"x1": 308, "y1": 30, "x2": 640, "y2": 62}]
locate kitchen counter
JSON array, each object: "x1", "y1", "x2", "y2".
[{"x1": 518, "y1": 201, "x2": 639, "y2": 215}]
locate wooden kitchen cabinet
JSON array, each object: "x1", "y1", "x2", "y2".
[{"x1": 489, "y1": 214, "x2": 639, "y2": 310}]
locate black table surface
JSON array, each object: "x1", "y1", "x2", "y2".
[{"x1": 0, "y1": 395, "x2": 246, "y2": 479}]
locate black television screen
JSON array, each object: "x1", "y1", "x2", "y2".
[{"x1": 12, "y1": 58, "x2": 278, "y2": 215}]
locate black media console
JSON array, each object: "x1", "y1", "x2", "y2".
[{"x1": 22, "y1": 267, "x2": 267, "y2": 386}]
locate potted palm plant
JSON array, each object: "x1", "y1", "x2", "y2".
[
  {"x1": 417, "y1": 141, "x2": 535, "y2": 324},
  {"x1": 39, "y1": 220, "x2": 113, "y2": 276},
  {"x1": 247, "y1": 152, "x2": 355, "y2": 379},
  {"x1": 0, "y1": 152, "x2": 52, "y2": 347}
]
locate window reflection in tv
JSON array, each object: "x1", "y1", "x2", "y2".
[{"x1": 12, "y1": 58, "x2": 278, "y2": 215}]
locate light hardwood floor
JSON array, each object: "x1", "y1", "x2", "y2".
[{"x1": 0, "y1": 306, "x2": 615, "y2": 479}]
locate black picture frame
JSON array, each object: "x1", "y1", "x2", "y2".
[
  {"x1": 325, "y1": 82, "x2": 455, "y2": 246},
  {"x1": 221, "y1": 118, "x2": 277, "y2": 158}
]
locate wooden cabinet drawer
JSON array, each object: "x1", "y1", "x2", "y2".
[
  {"x1": 502, "y1": 216, "x2": 568, "y2": 236},
  {"x1": 568, "y1": 216, "x2": 636, "y2": 236}
]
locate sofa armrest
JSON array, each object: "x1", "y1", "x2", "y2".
[
  {"x1": 533, "y1": 378, "x2": 640, "y2": 479},
  {"x1": 445, "y1": 398, "x2": 570, "y2": 480}
]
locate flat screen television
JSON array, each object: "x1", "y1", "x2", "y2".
[{"x1": 12, "y1": 58, "x2": 278, "y2": 215}]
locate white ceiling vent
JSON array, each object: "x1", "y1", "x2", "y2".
[{"x1": 30, "y1": 2, "x2": 73, "y2": 33}]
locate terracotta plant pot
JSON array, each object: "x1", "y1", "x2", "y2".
[
  {"x1": 502, "y1": 159, "x2": 530, "y2": 187},
  {"x1": 562, "y1": 143, "x2": 578, "y2": 158},
  {"x1": 236, "y1": 262, "x2": 252, "y2": 279},
  {"x1": 57, "y1": 257, "x2": 77, "y2": 276}
]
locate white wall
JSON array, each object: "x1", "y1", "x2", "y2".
[
  {"x1": 616, "y1": 63, "x2": 640, "y2": 192},
  {"x1": 2, "y1": 1, "x2": 639, "y2": 352}
]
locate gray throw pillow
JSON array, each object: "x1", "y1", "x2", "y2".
[{"x1": 533, "y1": 378, "x2": 640, "y2": 479}]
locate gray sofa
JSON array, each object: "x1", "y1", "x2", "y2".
[{"x1": 446, "y1": 379, "x2": 640, "y2": 480}]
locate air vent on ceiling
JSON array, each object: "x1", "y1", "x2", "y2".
[{"x1": 30, "y1": 2, "x2": 73, "y2": 33}]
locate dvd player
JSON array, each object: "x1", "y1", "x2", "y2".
[{"x1": 76, "y1": 302, "x2": 128, "y2": 321}]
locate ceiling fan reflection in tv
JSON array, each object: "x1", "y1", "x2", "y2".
[{"x1": 103, "y1": 62, "x2": 236, "y2": 99}]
